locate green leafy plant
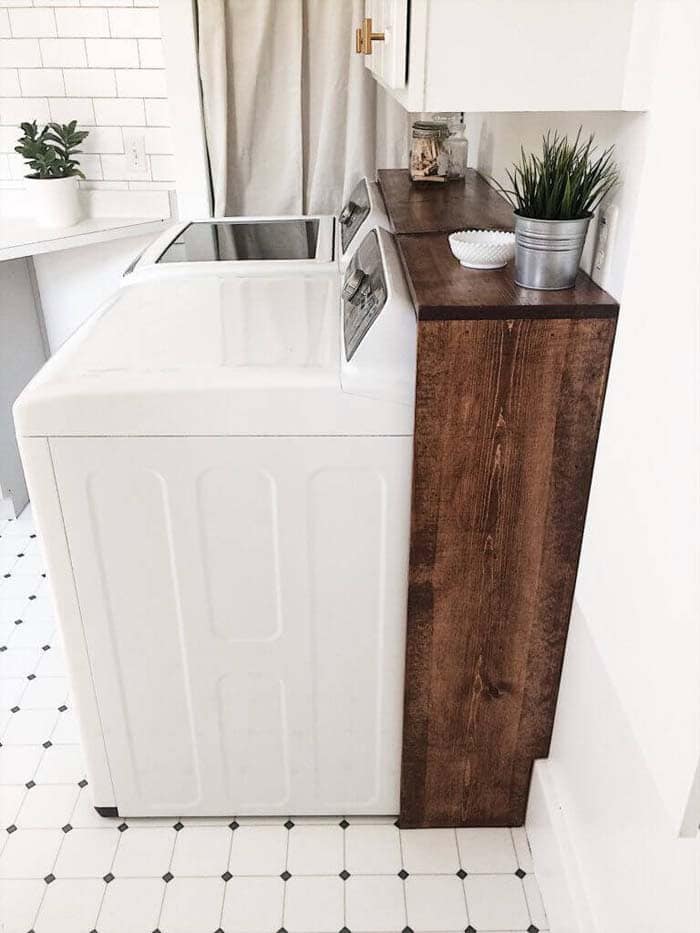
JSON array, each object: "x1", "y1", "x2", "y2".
[
  {"x1": 495, "y1": 129, "x2": 618, "y2": 220},
  {"x1": 15, "y1": 120, "x2": 90, "y2": 179}
]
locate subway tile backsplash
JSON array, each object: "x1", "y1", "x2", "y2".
[
  {"x1": 92, "y1": 95, "x2": 144, "y2": 125},
  {"x1": 53, "y1": 8, "x2": 111, "y2": 38},
  {"x1": 8, "y1": 7, "x2": 58, "y2": 37},
  {"x1": 39, "y1": 37, "x2": 88, "y2": 66},
  {"x1": 108, "y1": 7, "x2": 159, "y2": 37},
  {"x1": 1, "y1": 38, "x2": 43, "y2": 66},
  {"x1": 18, "y1": 65, "x2": 64, "y2": 94},
  {"x1": 0, "y1": 0, "x2": 174, "y2": 206}
]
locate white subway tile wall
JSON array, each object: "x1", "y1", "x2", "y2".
[{"x1": 0, "y1": 1, "x2": 173, "y2": 193}]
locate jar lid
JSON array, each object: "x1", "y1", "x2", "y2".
[{"x1": 412, "y1": 121, "x2": 449, "y2": 138}]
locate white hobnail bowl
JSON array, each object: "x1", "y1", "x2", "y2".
[{"x1": 448, "y1": 229, "x2": 516, "y2": 269}]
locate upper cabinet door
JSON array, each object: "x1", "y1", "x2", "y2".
[
  {"x1": 359, "y1": 0, "x2": 654, "y2": 112},
  {"x1": 361, "y1": 0, "x2": 409, "y2": 91}
]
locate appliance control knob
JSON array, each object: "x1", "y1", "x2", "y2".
[
  {"x1": 342, "y1": 268, "x2": 368, "y2": 304},
  {"x1": 339, "y1": 201, "x2": 359, "y2": 225}
]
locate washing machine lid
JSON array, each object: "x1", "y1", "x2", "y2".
[
  {"x1": 125, "y1": 215, "x2": 335, "y2": 278},
  {"x1": 15, "y1": 242, "x2": 415, "y2": 438}
]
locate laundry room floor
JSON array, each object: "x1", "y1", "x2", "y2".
[{"x1": 0, "y1": 506, "x2": 549, "y2": 933}]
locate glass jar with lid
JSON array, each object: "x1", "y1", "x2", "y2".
[
  {"x1": 445, "y1": 115, "x2": 468, "y2": 179},
  {"x1": 410, "y1": 120, "x2": 449, "y2": 183}
]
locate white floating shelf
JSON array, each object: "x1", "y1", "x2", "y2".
[{"x1": 0, "y1": 216, "x2": 170, "y2": 262}]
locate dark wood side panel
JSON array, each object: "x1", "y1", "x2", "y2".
[{"x1": 401, "y1": 316, "x2": 616, "y2": 827}]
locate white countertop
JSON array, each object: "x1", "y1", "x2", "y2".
[{"x1": 0, "y1": 216, "x2": 169, "y2": 262}]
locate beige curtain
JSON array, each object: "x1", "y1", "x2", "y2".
[{"x1": 196, "y1": 0, "x2": 408, "y2": 216}]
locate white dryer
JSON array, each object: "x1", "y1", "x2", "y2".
[{"x1": 15, "y1": 226, "x2": 416, "y2": 818}]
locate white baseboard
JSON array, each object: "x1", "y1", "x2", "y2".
[{"x1": 526, "y1": 759, "x2": 597, "y2": 933}]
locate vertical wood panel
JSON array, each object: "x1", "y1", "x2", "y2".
[{"x1": 401, "y1": 316, "x2": 616, "y2": 827}]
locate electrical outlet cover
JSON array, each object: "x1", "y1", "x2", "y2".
[
  {"x1": 592, "y1": 203, "x2": 618, "y2": 287},
  {"x1": 124, "y1": 132, "x2": 148, "y2": 179}
]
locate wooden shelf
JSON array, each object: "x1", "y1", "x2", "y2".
[
  {"x1": 378, "y1": 168, "x2": 617, "y2": 322},
  {"x1": 0, "y1": 216, "x2": 169, "y2": 262},
  {"x1": 396, "y1": 233, "x2": 617, "y2": 321},
  {"x1": 378, "y1": 168, "x2": 514, "y2": 235}
]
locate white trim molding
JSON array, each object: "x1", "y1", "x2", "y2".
[
  {"x1": 526, "y1": 760, "x2": 597, "y2": 933},
  {"x1": 160, "y1": 0, "x2": 212, "y2": 219}
]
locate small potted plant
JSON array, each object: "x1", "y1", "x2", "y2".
[
  {"x1": 15, "y1": 120, "x2": 90, "y2": 229},
  {"x1": 497, "y1": 130, "x2": 618, "y2": 290}
]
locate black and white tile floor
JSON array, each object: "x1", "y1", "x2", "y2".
[{"x1": 0, "y1": 506, "x2": 549, "y2": 933}]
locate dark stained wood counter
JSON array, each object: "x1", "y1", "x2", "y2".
[
  {"x1": 396, "y1": 233, "x2": 617, "y2": 321},
  {"x1": 378, "y1": 167, "x2": 514, "y2": 234},
  {"x1": 380, "y1": 170, "x2": 620, "y2": 828}
]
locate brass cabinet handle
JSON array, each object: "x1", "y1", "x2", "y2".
[
  {"x1": 355, "y1": 17, "x2": 385, "y2": 55},
  {"x1": 355, "y1": 26, "x2": 364, "y2": 54}
]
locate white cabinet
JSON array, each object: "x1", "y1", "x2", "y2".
[
  {"x1": 362, "y1": 0, "x2": 409, "y2": 91},
  {"x1": 360, "y1": 0, "x2": 655, "y2": 112}
]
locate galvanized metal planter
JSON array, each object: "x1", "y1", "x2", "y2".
[{"x1": 513, "y1": 213, "x2": 592, "y2": 290}]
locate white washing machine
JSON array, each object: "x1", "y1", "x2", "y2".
[
  {"x1": 126, "y1": 214, "x2": 336, "y2": 276},
  {"x1": 337, "y1": 178, "x2": 391, "y2": 267},
  {"x1": 124, "y1": 177, "x2": 390, "y2": 278},
  {"x1": 14, "y1": 224, "x2": 416, "y2": 818}
]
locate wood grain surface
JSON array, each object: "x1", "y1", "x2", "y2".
[
  {"x1": 378, "y1": 168, "x2": 515, "y2": 234},
  {"x1": 400, "y1": 316, "x2": 617, "y2": 827},
  {"x1": 396, "y1": 233, "x2": 618, "y2": 321}
]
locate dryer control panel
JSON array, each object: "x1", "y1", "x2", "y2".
[
  {"x1": 342, "y1": 229, "x2": 387, "y2": 361},
  {"x1": 339, "y1": 179, "x2": 371, "y2": 254}
]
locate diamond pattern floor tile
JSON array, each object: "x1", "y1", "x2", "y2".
[
  {"x1": 228, "y1": 824, "x2": 288, "y2": 876},
  {"x1": 345, "y1": 874, "x2": 406, "y2": 931},
  {"x1": 221, "y1": 876, "x2": 285, "y2": 932},
  {"x1": 0, "y1": 506, "x2": 549, "y2": 932},
  {"x1": 0, "y1": 878, "x2": 46, "y2": 933},
  {"x1": 283, "y1": 875, "x2": 344, "y2": 933},
  {"x1": 159, "y1": 876, "x2": 225, "y2": 933},
  {"x1": 97, "y1": 876, "x2": 165, "y2": 933},
  {"x1": 286, "y1": 824, "x2": 344, "y2": 875},
  {"x1": 34, "y1": 877, "x2": 105, "y2": 933}
]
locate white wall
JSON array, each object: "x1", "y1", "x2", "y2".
[
  {"x1": 0, "y1": 1, "x2": 174, "y2": 205},
  {"x1": 463, "y1": 1, "x2": 700, "y2": 929},
  {"x1": 0, "y1": 1, "x2": 178, "y2": 349},
  {"x1": 529, "y1": 606, "x2": 699, "y2": 933},
  {"x1": 463, "y1": 110, "x2": 648, "y2": 301}
]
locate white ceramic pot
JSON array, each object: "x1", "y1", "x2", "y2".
[{"x1": 26, "y1": 176, "x2": 83, "y2": 229}]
